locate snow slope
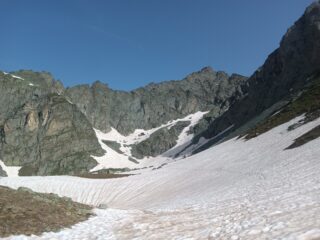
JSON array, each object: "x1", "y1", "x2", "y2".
[
  {"x1": 0, "y1": 160, "x2": 21, "y2": 177},
  {"x1": 91, "y1": 111, "x2": 208, "y2": 171},
  {"x1": 1, "y1": 115, "x2": 320, "y2": 239}
]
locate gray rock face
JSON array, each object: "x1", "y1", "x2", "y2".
[
  {"x1": 102, "y1": 140, "x2": 123, "y2": 154},
  {"x1": 66, "y1": 67, "x2": 247, "y2": 135},
  {"x1": 11, "y1": 70, "x2": 65, "y2": 94},
  {"x1": 191, "y1": 1, "x2": 320, "y2": 149},
  {"x1": 131, "y1": 121, "x2": 191, "y2": 159},
  {"x1": 0, "y1": 166, "x2": 6, "y2": 177},
  {"x1": 0, "y1": 72, "x2": 104, "y2": 176},
  {"x1": 0, "y1": 67, "x2": 247, "y2": 175}
]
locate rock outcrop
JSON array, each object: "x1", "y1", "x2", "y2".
[
  {"x1": 131, "y1": 121, "x2": 191, "y2": 159},
  {"x1": 0, "y1": 166, "x2": 6, "y2": 177},
  {"x1": 0, "y1": 72, "x2": 103, "y2": 176}
]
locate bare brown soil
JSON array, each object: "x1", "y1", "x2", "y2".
[{"x1": 0, "y1": 186, "x2": 92, "y2": 238}]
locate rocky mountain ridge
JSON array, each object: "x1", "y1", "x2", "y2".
[
  {"x1": 0, "y1": 72, "x2": 104, "y2": 176},
  {"x1": 188, "y1": 1, "x2": 320, "y2": 153},
  {"x1": 0, "y1": 67, "x2": 247, "y2": 175},
  {"x1": 1, "y1": 1, "x2": 320, "y2": 176},
  {"x1": 65, "y1": 66, "x2": 247, "y2": 134}
]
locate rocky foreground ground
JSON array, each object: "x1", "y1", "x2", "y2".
[{"x1": 0, "y1": 186, "x2": 92, "y2": 238}]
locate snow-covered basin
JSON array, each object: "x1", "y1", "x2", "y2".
[
  {"x1": 1, "y1": 116, "x2": 320, "y2": 240},
  {"x1": 90, "y1": 111, "x2": 208, "y2": 171}
]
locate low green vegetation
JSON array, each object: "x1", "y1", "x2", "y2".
[{"x1": 245, "y1": 76, "x2": 320, "y2": 140}]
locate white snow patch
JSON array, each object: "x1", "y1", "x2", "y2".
[
  {"x1": 2, "y1": 71, "x2": 35, "y2": 86},
  {"x1": 162, "y1": 111, "x2": 210, "y2": 157},
  {"x1": 0, "y1": 160, "x2": 21, "y2": 177},
  {"x1": 297, "y1": 229, "x2": 320, "y2": 240},
  {"x1": 1, "y1": 115, "x2": 320, "y2": 239},
  {"x1": 90, "y1": 129, "x2": 139, "y2": 171},
  {"x1": 96, "y1": 111, "x2": 208, "y2": 146},
  {"x1": 66, "y1": 98, "x2": 73, "y2": 105},
  {"x1": 11, "y1": 74, "x2": 24, "y2": 80},
  {"x1": 91, "y1": 111, "x2": 208, "y2": 171},
  {"x1": 271, "y1": 110, "x2": 282, "y2": 117},
  {"x1": 175, "y1": 111, "x2": 209, "y2": 147}
]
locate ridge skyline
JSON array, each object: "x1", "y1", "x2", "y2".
[{"x1": 0, "y1": 0, "x2": 313, "y2": 91}]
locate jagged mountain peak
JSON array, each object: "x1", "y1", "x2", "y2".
[
  {"x1": 199, "y1": 66, "x2": 214, "y2": 73},
  {"x1": 305, "y1": 0, "x2": 320, "y2": 15},
  {"x1": 189, "y1": 1, "x2": 320, "y2": 152}
]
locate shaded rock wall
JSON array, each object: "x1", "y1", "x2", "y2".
[
  {"x1": 192, "y1": 2, "x2": 320, "y2": 149},
  {"x1": 131, "y1": 121, "x2": 191, "y2": 159},
  {"x1": 0, "y1": 72, "x2": 103, "y2": 175},
  {"x1": 66, "y1": 68, "x2": 247, "y2": 135},
  {"x1": 0, "y1": 166, "x2": 6, "y2": 177}
]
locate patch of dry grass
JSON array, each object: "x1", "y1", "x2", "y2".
[{"x1": 0, "y1": 186, "x2": 92, "y2": 238}]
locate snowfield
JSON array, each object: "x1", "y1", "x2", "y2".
[
  {"x1": 90, "y1": 111, "x2": 208, "y2": 171},
  {"x1": 1, "y1": 116, "x2": 320, "y2": 239}
]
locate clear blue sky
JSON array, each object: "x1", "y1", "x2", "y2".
[{"x1": 0, "y1": 0, "x2": 314, "y2": 90}]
